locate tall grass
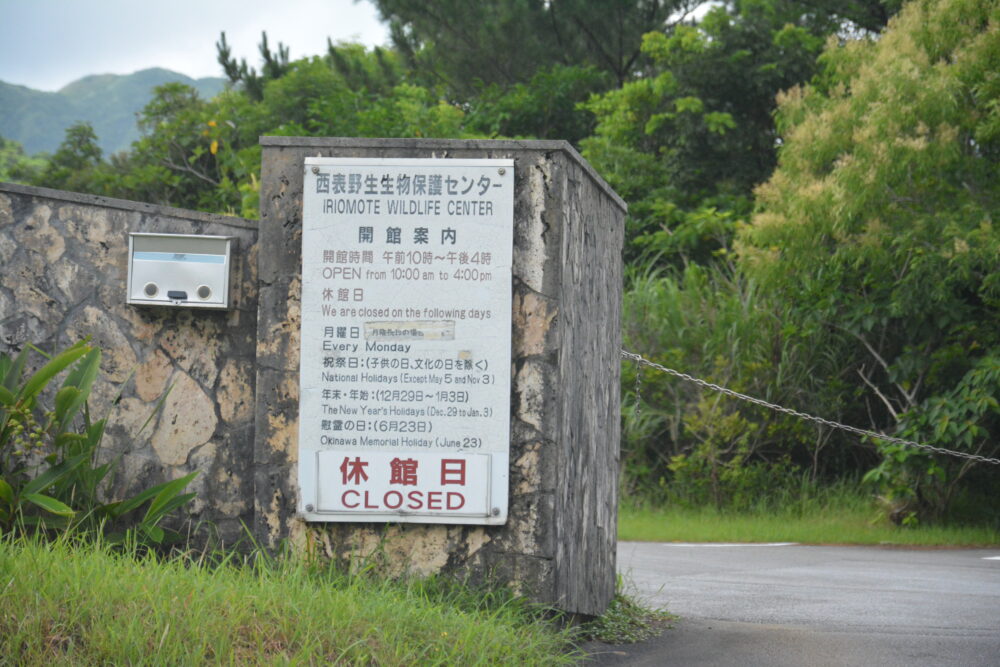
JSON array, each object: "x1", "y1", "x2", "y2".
[{"x1": 0, "y1": 534, "x2": 579, "y2": 665}]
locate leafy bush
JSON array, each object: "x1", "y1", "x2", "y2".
[
  {"x1": 466, "y1": 64, "x2": 609, "y2": 144},
  {"x1": 581, "y1": 1, "x2": 833, "y2": 264},
  {"x1": 863, "y1": 355, "x2": 1000, "y2": 524},
  {"x1": 738, "y1": 0, "x2": 1000, "y2": 523},
  {"x1": 0, "y1": 341, "x2": 196, "y2": 544},
  {"x1": 621, "y1": 262, "x2": 837, "y2": 508}
]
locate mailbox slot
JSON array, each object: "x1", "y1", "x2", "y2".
[{"x1": 127, "y1": 233, "x2": 234, "y2": 309}]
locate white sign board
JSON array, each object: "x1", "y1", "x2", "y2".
[{"x1": 298, "y1": 157, "x2": 514, "y2": 524}]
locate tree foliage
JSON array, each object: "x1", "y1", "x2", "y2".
[
  {"x1": 374, "y1": 0, "x2": 699, "y2": 92},
  {"x1": 738, "y1": 0, "x2": 1000, "y2": 521},
  {"x1": 27, "y1": 37, "x2": 469, "y2": 217},
  {"x1": 35, "y1": 122, "x2": 103, "y2": 192},
  {"x1": 371, "y1": 0, "x2": 703, "y2": 142},
  {"x1": 582, "y1": 0, "x2": 834, "y2": 265},
  {"x1": 466, "y1": 65, "x2": 610, "y2": 143},
  {"x1": 216, "y1": 31, "x2": 291, "y2": 101},
  {"x1": 0, "y1": 136, "x2": 45, "y2": 183},
  {"x1": 794, "y1": 0, "x2": 902, "y2": 32}
]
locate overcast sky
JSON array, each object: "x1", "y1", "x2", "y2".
[{"x1": 0, "y1": 0, "x2": 390, "y2": 91}]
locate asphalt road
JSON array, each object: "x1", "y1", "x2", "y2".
[{"x1": 583, "y1": 542, "x2": 1000, "y2": 666}]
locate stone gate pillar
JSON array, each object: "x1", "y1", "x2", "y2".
[{"x1": 254, "y1": 137, "x2": 625, "y2": 615}]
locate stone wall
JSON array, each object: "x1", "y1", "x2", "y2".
[
  {"x1": 255, "y1": 138, "x2": 625, "y2": 615},
  {"x1": 0, "y1": 183, "x2": 259, "y2": 543}
]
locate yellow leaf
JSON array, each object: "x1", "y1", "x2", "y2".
[{"x1": 210, "y1": 140, "x2": 219, "y2": 155}]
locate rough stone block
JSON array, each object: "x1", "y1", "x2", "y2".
[{"x1": 0, "y1": 183, "x2": 259, "y2": 542}]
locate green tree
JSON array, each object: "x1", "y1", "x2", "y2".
[
  {"x1": 91, "y1": 46, "x2": 468, "y2": 217},
  {"x1": 375, "y1": 0, "x2": 697, "y2": 92},
  {"x1": 738, "y1": 0, "x2": 1000, "y2": 521},
  {"x1": 796, "y1": 0, "x2": 901, "y2": 32},
  {"x1": 33, "y1": 122, "x2": 105, "y2": 193},
  {"x1": 372, "y1": 0, "x2": 695, "y2": 142},
  {"x1": 620, "y1": 263, "x2": 822, "y2": 506},
  {"x1": 465, "y1": 65, "x2": 610, "y2": 143},
  {"x1": 216, "y1": 31, "x2": 291, "y2": 101},
  {"x1": 0, "y1": 136, "x2": 46, "y2": 183},
  {"x1": 376, "y1": 0, "x2": 901, "y2": 144},
  {"x1": 105, "y1": 82, "x2": 228, "y2": 211},
  {"x1": 582, "y1": 0, "x2": 838, "y2": 265}
]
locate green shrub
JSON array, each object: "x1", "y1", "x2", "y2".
[
  {"x1": 0, "y1": 340, "x2": 196, "y2": 544},
  {"x1": 739, "y1": 0, "x2": 1000, "y2": 523},
  {"x1": 621, "y1": 263, "x2": 828, "y2": 508}
]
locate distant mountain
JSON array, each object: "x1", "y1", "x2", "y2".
[{"x1": 0, "y1": 68, "x2": 226, "y2": 156}]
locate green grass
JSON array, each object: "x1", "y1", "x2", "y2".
[
  {"x1": 0, "y1": 534, "x2": 580, "y2": 665},
  {"x1": 619, "y1": 504, "x2": 1000, "y2": 546},
  {"x1": 583, "y1": 582, "x2": 675, "y2": 644}
]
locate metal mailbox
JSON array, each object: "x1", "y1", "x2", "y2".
[{"x1": 127, "y1": 233, "x2": 235, "y2": 309}]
